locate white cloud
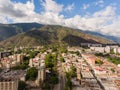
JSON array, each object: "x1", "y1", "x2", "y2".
[
  {"x1": 39, "y1": 0, "x2": 64, "y2": 25},
  {"x1": 0, "y1": 0, "x2": 35, "y2": 17},
  {"x1": 0, "y1": 0, "x2": 120, "y2": 37},
  {"x1": 94, "y1": 0, "x2": 104, "y2": 7},
  {"x1": 82, "y1": 4, "x2": 90, "y2": 10},
  {"x1": 65, "y1": 3, "x2": 74, "y2": 12},
  {"x1": 101, "y1": 17, "x2": 120, "y2": 36},
  {"x1": 64, "y1": 5, "x2": 118, "y2": 35},
  {"x1": 95, "y1": 0, "x2": 104, "y2": 5},
  {"x1": 93, "y1": 6, "x2": 116, "y2": 17},
  {"x1": 0, "y1": 16, "x2": 8, "y2": 23},
  {"x1": 0, "y1": 0, "x2": 64, "y2": 24},
  {"x1": 41, "y1": 0, "x2": 63, "y2": 14}
]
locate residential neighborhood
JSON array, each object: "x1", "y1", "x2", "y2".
[{"x1": 0, "y1": 44, "x2": 120, "y2": 90}]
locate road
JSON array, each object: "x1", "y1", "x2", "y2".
[
  {"x1": 54, "y1": 61, "x2": 65, "y2": 90},
  {"x1": 82, "y1": 56, "x2": 105, "y2": 90}
]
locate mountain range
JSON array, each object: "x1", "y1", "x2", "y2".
[
  {"x1": 0, "y1": 23, "x2": 116, "y2": 47},
  {"x1": 83, "y1": 31, "x2": 120, "y2": 44}
]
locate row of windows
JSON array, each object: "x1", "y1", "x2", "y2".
[{"x1": 0, "y1": 82, "x2": 17, "y2": 90}]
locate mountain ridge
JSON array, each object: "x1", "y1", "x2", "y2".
[
  {"x1": 0, "y1": 24, "x2": 115, "y2": 47},
  {"x1": 83, "y1": 30, "x2": 120, "y2": 43},
  {"x1": 0, "y1": 23, "x2": 43, "y2": 41}
]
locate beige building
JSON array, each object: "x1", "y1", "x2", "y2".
[
  {"x1": 29, "y1": 58, "x2": 41, "y2": 67},
  {"x1": 104, "y1": 46, "x2": 110, "y2": 53},
  {"x1": 90, "y1": 47, "x2": 105, "y2": 53},
  {"x1": 0, "y1": 78, "x2": 18, "y2": 90},
  {"x1": 17, "y1": 54, "x2": 24, "y2": 63}
]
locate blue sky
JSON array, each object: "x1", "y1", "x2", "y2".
[
  {"x1": 10, "y1": 0, "x2": 120, "y2": 17},
  {"x1": 0, "y1": 0, "x2": 120, "y2": 36}
]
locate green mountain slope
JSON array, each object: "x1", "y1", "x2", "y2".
[
  {"x1": 0, "y1": 25, "x2": 114, "y2": 47},
  {"x1": 0, "y1": 24, "x2": 21, "y2": 41},
  {"x1": 0, "y1": 23, "x2": 43, "y2": 41}
]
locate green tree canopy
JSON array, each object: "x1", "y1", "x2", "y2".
[
  {"x1": 26, "y1": 67, "x2": 38, "y2": 80},
  {"x1": 18, "y1": 81, "x2": 27, "y2": 90}
]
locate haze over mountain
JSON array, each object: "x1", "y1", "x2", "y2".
[{"x1": 83, "y1": 31, "x2": 120, "y2": 44}]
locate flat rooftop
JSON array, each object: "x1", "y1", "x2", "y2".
[{"x1": 81, "y1": 71, "x2": 94, "y2": 79}]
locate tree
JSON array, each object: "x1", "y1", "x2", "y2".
[
  {"x1": 44, "y1": 52, "x2": 59, "y2": 89},
  {"x1": 45, "y1": 53, "x2": 58, "y2": 69},
  {"x1": 110, "y1": 49, "x2": 114, "y2": 54},
  {"x1": 60, "y1": 56, "x2": 65, "y2": 62},
  {"x1": 71, "y1": 66, "x2": 76, "y2": 71},
  {"x1": 66, "y1": 78, "x2": 72, "y2": 90},
  {"x1": 108, "y1": 57, "x2": 120, "y2": 65},
  {"x1": 59, "y1": 47, "x2": 67, "y2": 53},
  {"x1": 20, "y1": 63, "x2": 29, "y2": 70},
  {"x1": 95, "y1": 53, "x2": 110, "y2": 57},
  {"x1": 76, "y1": 51, "x2": 81, "y2": 56},
  {"x1": 52, "y1": 53, "x2": 58, "y2": 65},
  {"x1": 46, "y1": 62, "x2": 54, "y2": 69},
  {"x1": 50, "y1": 45, "x2": 58, "y2": 52},
  {"x1": 18, "y1": 81, "x2": 27, "y2": 90},
  {"x1": 29, "y1": 51, "x2": 39, "y2": 58},
  {"x1": 41, "y1": 80, "x2": 51, "y2": 90},
  {"x1": 95, "y1": 59, "x2": 103, "y2": 65},
  {"x1": 11, "y1": 59, "x2": 29, "y2": 70},
  {"x1": 69, "y1": 66, "x2": 76, "y2": 77},
  {"x1": 111, "y1": 68, "x2": 115, "y2": 73},
  {"x1": 40, "y1": 48, "x2": 46, "y2": 53},
  {"x1": 45, "y1": 53, "x2": 54, "y2": 68},
  {"x1": 50, "y1": 75, "x2": 59, "y2": 84},
  {"x1": 65, "y1": 66, "x2": 76, "y2": 78},
  {"x1": 26, "y1": 67, "x2": 38, "y2": 80}
]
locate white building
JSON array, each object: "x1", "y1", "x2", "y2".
[
  {"x1": 94, "y1": 47, "x2": 105, "y2": 53},
  {"x1": 104, "y1": 46, "x2": 110, "y2": 53},
  {"x1": 114, "y1": 47, "x2": 120, "y2": 54}
]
